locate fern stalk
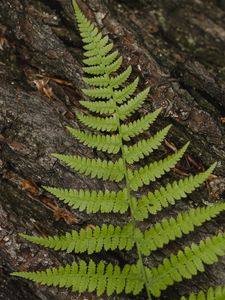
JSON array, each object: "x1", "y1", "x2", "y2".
[{"x1": 110, "y1": 78, "x2": 152, "y2": 300}]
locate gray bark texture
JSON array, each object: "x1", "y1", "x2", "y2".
[{"x1": 0, "y1": 0, "x2": 225, "y2": 299}]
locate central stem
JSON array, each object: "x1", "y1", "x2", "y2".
[{"x1": 108, "y1": 77, "x2": 152, "y2": 300}]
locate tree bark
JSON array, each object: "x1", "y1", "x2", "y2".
[{"x1": 0, "y1": 0, "x2": 225, "y2": 299}]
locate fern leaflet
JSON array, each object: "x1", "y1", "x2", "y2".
[
  {"x1": 181, "y1": 287, "x2": 225, "y2": 300},
  {"x1": 52, "y1": 154, "x2": 124, "y2": 182},
  {"x1": 12, "y1": 261, "x2": 144, "y2": 296},
  {"x1": 67, "y1": 127, "x2": 121, "y2": 154},
  {"x1": 146, "y1": 233, "x2": 225, "y2": 297},
  {"x1": 20, "y1": 202, "x2": 225, "y2": 257},
  {"x1": 128, "y1": 142, "x2": 189, "y2": 191},
  {"x1": 43, "y1": 186, "x2": 129, "y2": 214}
]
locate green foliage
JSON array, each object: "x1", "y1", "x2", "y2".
[
  {"x1": 52, "y1": 154, "x2": 124, "y2": 182},
  {"x1": 180, "y1": 287, "x2": 225, "y2": 300},
  {"x1": 43, "y1": 186, "x2": 128, "y2": 213},
  {"x1": 12, "y1": 261, "x2": 144, "y2": 296},
  {"x1": 147, "y1": 233, "x2": 225, "y2": 297},
  {"x1": 12, "y1": 1, "x2": 225, "y2": 299}
]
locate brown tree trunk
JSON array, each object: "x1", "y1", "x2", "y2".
[{"x1": 0, "y1": 0, "x2": 225, "y2": 299}]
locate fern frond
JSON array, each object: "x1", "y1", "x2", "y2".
[
  {"x1": 76, "y1": 18, "x2": 99, "y2": 45},
  {"x1": 28, "y1": 201, "x2": 225, "y2": 256},
  {"x1": 82, "y1": 86, "x2": 112, "y2": 99},
  {"x1": 146, "y1": 233, "x2": 225, "y2": 297},
  {"x1": 52, "y1": 154, "x2": 124, "y2": 182},
  {"x1": 106, "y1": 56, "x2": 123, "y2": 75},
  {"x1": 83, "y1": 50, "x2": 119, "y2": 67},
  {"x1": 83, "y1": 55, "x2": 102, "y2": 67},
  {"x1": 82, "y1": 32, "x2": 104, "y2": 48},
  {"x1": 13, "y1": 2, "x2": 223, "y2": 300},
  {"x1": 84, "y1": 43, "x2": 114, "y2": 59},
  {"x1": 124, "y1": 125, "x2": 172, "y2": 164},
  {"x1": 79, "y1": 99, "x2": 115, "y2": 115},
  {"x1": 136, "y1": 163, "x2": 216, "y2": 217},
  {"x1": 128, "y1": 142, "x2": 189, "y2": 191},
  {"x1": 81, "y1": 29, "x2": 100, "y2": 43},
  {"x1": 20, "y1": 223, "x2": 141, "y2": 254},
  {"x1": 12, "y1": 260, "x2": 144, "y2": 296},
  {"x1": 83, "y1": 35, "x2": 109, "y2": 51},
  {"x1": 83, "y1": 55, "x2": 122, "y2": 76},
  {"x1": 121, "y1": 108, "x2": 162, "y2": 141},
  {"x1": 118, "y1": 87, "x2": 150, "y2": 121},
  {"x1": 44, "y1": 186, "x2": 129, "y2": 214},
  {"x1": 76, "y1": 113, "x2": 117, "y2": 132},
  {"x1": 139, "y1": 202, "x2": 225, "y2": 256},
  {"x1": 181, "y1": 286, "x2": 225, "y2": 300},
  {"x1": 80, "y1": 25, "x2": 98, "y2": 40},
  {"x1": 83, "y1": 75, "x2": 109, "y2": 87},
  {"x1": 110, "y1": 65, "x2": 132, "y2": 88},
  {"x1": 67, "y1": 127, "x2": 121, "y2": 154},
  {"x1": 103, "y1": 50, "x2": 120, "y2": 66},
  {"x1": 73, "y1": 3, "x2": 94, "y2": 35},
  {"x1": 114, "y1": 77, "x2": 139, "y2": 104}
]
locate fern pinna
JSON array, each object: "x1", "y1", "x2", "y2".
[{"x1": 12, "y1": 1, "x2": 225, "y2": 299}]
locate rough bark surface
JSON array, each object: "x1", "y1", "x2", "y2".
[{"x1": 0, "y1": 0, "x2": 225, "y2": 299}]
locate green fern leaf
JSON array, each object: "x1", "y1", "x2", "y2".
[
  {"x1": 43, "y1": 186, "x2": 129, "y2": 213},
  {"x1": 128, "y1": 142, "x2": 189, "y2": 191},
  {"x1": 110, "y1": 65, "x2": 132, "y2": 88},
  {"x1": 118, "y1": 87, "x2": 150, "y2": 121},
  {"x1": 146, "y1": 233, "x2": 225, "y2": 297},
  {"x1": 83, "y1": 55, "x2": 101, "y2": 66},
  {"x1": 124, "y1": 124, "x2": 172, "y2": 164},
  {"x1": 83, "y1": 50, "x2": 119, "y2": 66},
  {"x1": 20, "y1": 223, "x2": 140, "y2": 254},
  {"x1": 27, "y1": 201, "x2": 225, "y2": 257},
  {"x1": 181, "y1": 286, "x2": 225, "y2": 300},
  {"x1": 76, "y1": 112, "x2": 118, "y2": 132},
  {"x1": 79, "y1": 99, "x2": 115, "y2": 115},
  {"x1": 12, "y1": 2, "x2": 223, "y2": 299},
  {"x1": 114, "y1": 77, "x2": 139, "y2": 104},
  {"x1": 73, "y1": 5, "x2": 94, "y2": 35},
  {"x1": 103, "y1": 50, "x2": 120, "y2": 66},
  {"x1": 83, "y1": 55, "x2": 122, "y2": 75},
  {"x1": 83, "y1": 35, "x2": 109, "y2": 51},
  {"x1": 52, "y1": 154, "x2": 124, "y2": 182},
  {"x1": 82, "y1": 30, "x2": 102, "y2": 44},
  {"x1": 83, "y1": 74, "x2": 109, "y2": 87},
  {"x1": 80, "y1": 25, "x2": 98, "y2": 39},
  {"x1": 140, "y1": 202, "x2": 225, "y2": 256},
  {"x1": 121, "y1": 108, "x2": 162, "y2": 141},
  {"x1": 12, "y1": 261, "x2": 144, "y2": 296},
  {"x1": 106, "y1": 56, "x2": 123, "y2": 75},
  {"x1": 67, "y1": 127, "x2": 121, "y2": 154},
  {"x1": 136, "y1": 163, "x2": 216, "y2": 217},
  {"x1": 82, "y1": 86, "x2": 113, "y2": 99},
  {"x1": 84, "y1": 43, "x2": 114, "y2": 59}
]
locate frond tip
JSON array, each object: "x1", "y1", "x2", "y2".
[{"x1": 12, "y1": 261, "x2": 144, "y2": 296}]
